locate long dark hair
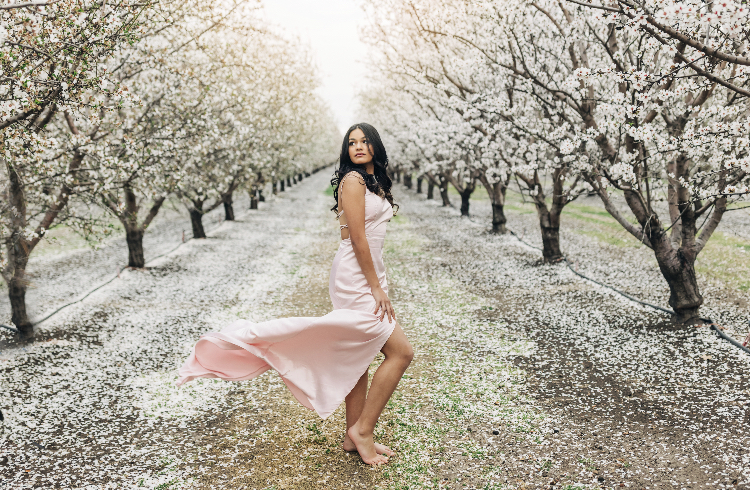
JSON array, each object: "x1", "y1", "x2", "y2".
[{"x1": 330, "y1": 123, "x2": 397, "y2": 215}]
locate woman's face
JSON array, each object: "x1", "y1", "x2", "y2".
[{"x1": 348, "y1": 128, "x2": 373, "y2": 165}]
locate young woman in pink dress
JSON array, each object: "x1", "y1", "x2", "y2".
[{"x1": 177, "y1": 123, "x2": 414, "y2": 466}]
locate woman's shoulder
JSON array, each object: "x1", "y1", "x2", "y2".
[{"x1": 339, "y1": 171, "x2": 366, "y2": 188}]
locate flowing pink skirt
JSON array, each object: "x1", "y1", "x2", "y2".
[{"x1": 177, "y1": 237, "x2": 395, "y2": 419}]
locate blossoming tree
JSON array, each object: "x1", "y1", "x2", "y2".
[
  {"x1": 363, "y1": 0, "x2": 749, "y2": 320},
  {"x1": 0, "y1": 0, "x2": 154, "y2": 334}
]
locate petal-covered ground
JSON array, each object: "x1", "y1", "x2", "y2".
[{"x1": 0, "y1": 171, "x2": 748, "y2": 489}]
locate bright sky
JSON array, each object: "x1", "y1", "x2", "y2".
[{"x1": 261, "y1": 0, "x2": 370, "y2": 135}]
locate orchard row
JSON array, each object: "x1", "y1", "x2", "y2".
[
  {"x1": 0, "y1": 0, "x2": 340, "y2": 334},
  {"x1": 359, "y1": 0, "x2": 750, "y2": 322}
]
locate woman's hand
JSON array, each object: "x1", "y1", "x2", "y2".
[{"x1": 372, "y1": 287, "x2": 395, "y2": 324}]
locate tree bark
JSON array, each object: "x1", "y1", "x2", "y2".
[
  {"x1": 459, "y1": 189, "x2": 472, "y2": 216},
  {"x1": 656, "y1": 249, "x2": 703, "y2": 322},
  {"x1": 272, "y1": 178, "x2": 278, "y2": 195},
  {"x1": 403, "y1": 173, "x2": 413, "y2": 189},
  {"x1": 530, "y1": 188, "x2": 564, "y2": 262},
  {"x1": 125, "y1": 227, "x2": 146, "y2": 268},
  {"x1": 280, "y1": 179, "x2": 285, "y2": 192},
  {"x1": 539, "y1": 218, "x2": 563, "y2": 262},
  {"x1": 3, "y1": 140, "x2": 83, "y2": 334},
  {"x1": 190, "y1": 209, "x2": 206, "y2": 239},
  {"x1": 447, "y1": 173, "x2": 475, "y2": 215},
  {"x1": 250, "y1": 190, "x2": 259, "y2": 210},
  {"x1": 427, "y1": 180, "x2": 435, "y2": 199},
  {"x1": 5, "y1": 159, "x2": 33, "y2": 335},
  {"x1": 639, "y1": 204, "x2": 704, "y2": 321},
  {"x1": 536, "y1": 195, "x2": 564, "y2": 263},
  {"x1": 292, "y1": 175, "x2": 297, "y2": 184},
  {"x1": 286, "y1": 176, "x2": 292, "y2": 187},
  {"x1": 492, "y1": 203, "x2": 507, "y2": 233},
  {"x1": 298, "y1": 173, "x2": 303, "y2": 181},
  {"x1": 416, "y1": 177, "x2": 423, "y2": 193},
  {"x1": 189, "y1": 202, "x2": 207, "y2": 239},
  {"x1": 258, "y1": 188, "x2": 265, "y2": 202},
  {"x1": 517, "y1": 169, "x2": 565, "y2": 262},
  {"x1": 8, "y1": 253, "x2": 32, "y2": 335},
  {"x1": 117, "y1": 188, "x2": 164, "y2": 268},
  {"x1": 222, "y1": 191, "x2": 235, "y2": 221},
  {"x1": 479, "y1": 175, "x2": 509, "y2": 234},
  {"x1": 439, "y1": 186, "x2": 451, "y2": 206},
  {"x1": 395, "y1": 171, "x2": 401, "y2": 183},
  {"x1": 439, "y1": 174, "x2": 451, "y2": 206}
]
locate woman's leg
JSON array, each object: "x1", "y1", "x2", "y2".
[
  {"x1": 345, "y1": 370, "x2": 368, "y2": 430},
  {"x1": 343, "y1": 369, "x2": 395, "y2": 456},
  {"x1": 347, "y1": 323, "x2": 413, "y2": 465}
]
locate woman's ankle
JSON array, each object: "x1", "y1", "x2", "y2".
[{"x1": 350, "y1": 421, "x2": 374, "y2": 438}]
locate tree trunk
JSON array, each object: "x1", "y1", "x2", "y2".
[
  {"x1": 459, "y1": 189, "x2": 473, "y2": 216},
  {"x1": 533, "y1": 201, "x2": 563, "y2": 262},
  {"x1": 518, "y1": 169, "x2": 566, "y2": 262},
  {"x1": 272, "y1": 179, "x2": 278, "y2": 195},
  {"x1": 403, "y1": 173, "x2": 413, "y2": 189},
  {"x1": 660, "y1": 257, "x2": 703, "y2": 322},
  {"x1": 5, "y1": 161, "x2": 33, "y2": 335},
  {"x1": 222, "y1": 192, "x2": 235, "y2": 221},
  {"x1": 417, "y1": 177, "x2": 423, "y2": 193},
  {"x1": 125, "y1": 227, "x2": 146, "y2": 268},
  {"x1": 540, "y1": 221, "x2": 562, "y2": 262},
  {"x1": 436, "y1": 173, "x2": 456, "y2": 207},
  {"x1": 280, "y1": 179, "x2": 285, "y2": 192},
  {"x1": 250, "y1": 190, "x2": 259, "y2": 210},
  {"x1": 118, "y1": 188, "x2": 163, "y2": 269},
  {"x1": 286, "y1": 176, "x2": 292, "y2": 187},
  {"x1": 395, "y1": 171, "x2": 401, "y2": 183},
  {"x1": 649, "y1": 233, "x2": 704, "y2": 322},
  {"x1": 427, "y1": 180, "x2": 435, "y2": 199},
  {"x1": 292, "y1": 175, "x2": 297, "y2": 184},
  {"x1": 8, "y1": 253, "x2": 32, "y2": 335},
  {"x1": 258, "y1": 188, "x2": 265, "y2": 202},
  {"x1": 492, "y1": 203, "x2": 507, "y2": 233},
  {"x1": 480, "y1": 177, "x2": 509, "y2": 234},
  {"x1": 190, "y1": 208, "x2": 206, "y2": 239},
  {"x1": 439, "y1": 178, "x2": 451, "y2": 206},
  {"x1": 439, "y1": 186, "x2": 451, "y2": 206},
  {"x1": 298, "y1": 173, "x2": 303, "y2": 181}
]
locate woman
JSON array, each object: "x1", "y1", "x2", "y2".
[{"x1": 177, "y1": 123, "x2": 414, "y2": 466}]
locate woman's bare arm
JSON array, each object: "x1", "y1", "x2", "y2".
[{"x1": 340, "y1": 176, "x2": 395, "y2": 323}]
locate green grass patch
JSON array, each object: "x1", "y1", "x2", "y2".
[
  {"x1": 33, "y1": 223, "x2": 102, "y2": 258},
  {"x1": 575, "y1": 228, "x2": 642, "y2": 248},
  {"x1": 696, "y1": 231, "x2": 750, "y2": 291},
  {"x1": 420, "y1": 179, "x2": 750, "y2": 293},
  {"x1": 506, "y1": 193, "x2": 648, "y2": 249},
  {"x1": 391, "y1": 213, "x2": 408, "y2": 225}
]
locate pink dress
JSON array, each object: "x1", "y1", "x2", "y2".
[{"x1": 177, "y1": 172, "x2": 395, "y2": 419}]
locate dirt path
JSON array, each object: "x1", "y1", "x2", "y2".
[{"x1": 1, "y1": 173, "x2": 748, "y2": 489}]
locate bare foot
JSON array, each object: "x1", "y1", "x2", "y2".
[
  {"x1": 346, "y1": 424, "x2": 389, "y2": 466},
  {"x1": 343, "y1": 434, "x2": 395, "y2": 456}
]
